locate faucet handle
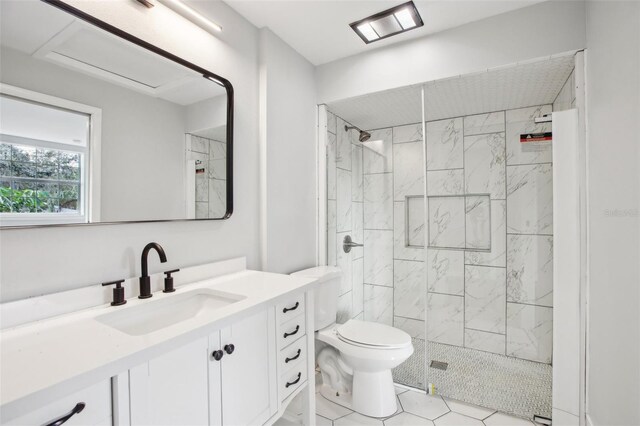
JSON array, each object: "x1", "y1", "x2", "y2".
[
  {"x1": 102, "y1": 280, "x2": 126, "y2": 306},
  {"x1": 163, "y1": 269, "x2": 180, "y2": 293}
]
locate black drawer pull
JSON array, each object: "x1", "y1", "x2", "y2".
[
  {"x1": 285, "y1": 349, "x2": 302, "y2": 363},
  {"x1": 285, "y1": 372, "x2": 302, "y2": 388},
  {"x1": 282, "y1": 302, "x2": 299, "y2": 313},
  {"x1": 283, "y1": 325, "x2": 300, "y2": 338},
  {"x1": 45, "y1": 402, "x2": 85, "y2": 426}
]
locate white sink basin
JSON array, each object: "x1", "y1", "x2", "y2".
[{"x1": 95, "y1": 288, "x2": 245, "y2": 336}]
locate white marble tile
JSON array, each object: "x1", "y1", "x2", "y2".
[
  {"x1": 337, "y1": 291, "x2": 353, "y2": 324},
  {"x1": 327, "y1": 132, "x2": 337, "y2": 200},
  {"x1": 443, "y1": 397, "x2": 496, "y2": 420},
  {"x1": 427, "y1": 293, "x2": 464, "y2": 346},
  {"x1": 352, "y1": 144, "x2": 364, "y2": 202},
  {"x1": 195, "y1": 175, "x2": 208, "y2": 202},
  {"x1": 394, "y1": 141, "x2": 424, "y2": 201},
  {"x1": 464, "y1": 133, "x2": 506, "y2": 199},
  {"x1": 354, "y1": 312, "x2": 364, "y2": 321},
  {"x1": 427, "y1": 249, "x2": 464, "y2": 296},
  {"x1": 407, "y1": 197, "x2": 425, "y2": 247},
  {"x1": 434, "y1": 412, "x2": 483, "y2": 426},
  {"x1": 352, "y1": 257, "x2": 364, "y2": 315},
  {"x1": 364, "y1": 230, "x2": 394, "y2": 286},
  {"x1": 394, "y1": 260, "x2": 426, "y2": 320},
  {"x1": 464, "y1": 329, "x2": 505, "y2": 355},
  {"x1": 327, "y1": 111, "x2": 337, "y2": 135},
  {"x1": 385, "y1": 412, "x2": 434, "y2": 426},
  {"x1": 465, "y1": 195, "x2": 491, "y2": 250},
  {"x1": 426, "y1": 117, "x2": 463, "y2": 170},
  {"x1": 195, "y1": 202, "x2": 208, "y2": 219},
  {"x1": 336, "y1": 232, "x2": 353, "y2": 295},
  {"x1": 209, "y1": 140, "x2": 226, "y2": 159},
  {"x1": 465, "y1": 265, "x2": 506, "y2": 334},
  {"x1": 394, "y1": 316, "x2": 425, "y2": 340},
  {"x1": 506, "y1": 105, "x2": 552, "y2": 166},
  {"x1": 335, "y1": 412, "x2": 383, "y2": 426},
  {"x1": 428, "y1": 196, "x2": 465, "y2": 249},
  {"x1": 316, "y1": 414, "x2": 333, "y2": 426},
  {"x1": 399, "y1": 392, "x2": 450, "y2": 420},
  {"x1": 316, "y1": 394, "x2": 353, "y2": 420},
  {"x1": 208, "y1": 179, "x2": 226, "y2": 217},
  {"x1": 364, "y1": 284, "x2": 393, "y2": 325},
  {"x1": 394, "y1": 202, "x2": 424, "y2": 261},
  {"x1": 393, "y1": 123, "x2": 423, "y2": 144},
  {"x1": 208, "y1": 159, "x2": 226, "y2": 180},
  {"x1": 327, "y1": 200, "x2": 337, "y2": 266},
  {"x1": 363, "y1": 128, "x2": 393, "y2": 173},
  {"x1": 191, "y1": 135, "x2": 209, "y2": 153},
  {"x1": 465, "y1": 200, "x2": 506, "y2": 267},
  {"x1": 364, "y1": 173, "x2": 393, "y2": 230},
  {"x1": 351, "y1": 202, "x2": 364, "y2": 259},
  {"x1": 484, "y1": 412, "x2": 535, "y2": 426},
  {"x1": 507, "y1": 163, "x2": 553, "y2": 235},
  {"x1": 427, "y1": 169, "x2": 464, "y2": 196},
  {"x1": 506, "y1": 303, "x2": 553, "y2": 363},
  {"x1": 337, "y1": 168, "x2": 352, "y2": 232},
  {"x1": 464, "y1": 112, "x2": 505, "y2": 137},
  {"x1": 507, "y1": 234, "x2": 553, "y2": 307},
  {"x1": 337, "y1": 117, "x2": 352, "y2": 170}
]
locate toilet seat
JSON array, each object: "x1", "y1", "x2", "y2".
[{"x1": 336, "y1": 319, "x2": 411, "y2": 349}]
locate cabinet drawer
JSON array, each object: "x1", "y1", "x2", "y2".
[
  {"x1": 278, "y1": 313, "x2": 306, "y2": 349},
  {"x1": 277, "y1": 293, "x2": 305, "y2": 324},
  {"x1": 279, "y1": 361, "x2": 307, "y2": 402},
  {"x1": 8, "y1": 380, "x2": 112, "y2": 426},
  {"x1": 278, "y1": 336, "x2": 306, "y2": 375}
]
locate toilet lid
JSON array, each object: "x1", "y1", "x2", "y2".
[{"x1": 336, "y1": 320, "x2": 411, "y2": 349}]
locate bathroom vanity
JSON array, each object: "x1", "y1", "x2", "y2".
[{"x1": 0, "y1": 258, "x2": 318, "y2": 425}]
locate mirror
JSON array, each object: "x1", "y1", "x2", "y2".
[{"x1": 0, "y1": 0, "x2": 233, "y2": 228}]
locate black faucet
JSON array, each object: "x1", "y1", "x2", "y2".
[{"x1": 139, "y1": 242, "x2": 167, "y2": 299}]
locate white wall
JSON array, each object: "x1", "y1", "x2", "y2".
[
  {"x1": 259, "y1": 28, "x2": 317, "y2": 274},
  {"x1": 316, "y1": 0, "x2": 586, "y2": 104},
  {"x1": 585, "y1": 2, "x2": 640, "y2": 425},
  {"x1": 0, "y1": 0, "x2": 261, "y2": 302}
]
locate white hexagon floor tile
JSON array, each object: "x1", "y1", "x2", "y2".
[
  {"x1": 433, "y1": 412, "x2": 484, "y2": 426},
  {"x1": 316, "y1": 394, "x2": 353, "y2": 420},
  {"x1": 398, "y1": 392, "x2": 450, "y2": 420},
  {"x1": 316, "y1": 414, "x2": 334, "y2": 425},
  {"x1": 484, "y1": 412, "x2": 536, "y2": 425},
  {"x1": 443, "y1": 397, "x2": 496, "y2": 420},
  {"x1": 384, "y1": 412, "x2": 435, "y2": 426},
  {"x1": 335, "y1": 412, "x2": 384, "y2": 426},
  {"x1": 383, "y1": 396, "x2": 405, "y2": 419}
]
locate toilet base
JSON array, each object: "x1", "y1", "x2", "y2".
[{"x1": 319, "y1": 370, "x2": 397, "y2": 418}]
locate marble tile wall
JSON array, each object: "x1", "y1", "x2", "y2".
[{"x1": 189, "y1": 135, "x2": 226, "y2": 219}]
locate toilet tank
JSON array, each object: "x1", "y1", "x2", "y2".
[{"x1": 290, "y1": 266, "x2": 341, "y2": 331}]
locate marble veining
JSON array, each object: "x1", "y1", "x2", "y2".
[
  {"x1": 465, "y1": 265, "x2": 506, "y2": 334},
  {"x1": 428, "y1": 196, "x2": 465, "y2": 249},
  {"x1": 506, "y1": 163, "x2": 553, "y2": 235},
  {"x1": 465, "y1": 195, "x2": 491, "y2": 250},
  {"x1": 393, "y1": 123, "x2": 423, "y2": 144},
  {"x1": 190, "y1": 135, "x2": 209, "y2": 154},
  {"x1": 464, "y1": 133, "x2": 506, "y2": 199},
  {"x1": 195, "y1": 202, "x2": 208, "y2": 219},
  {"x1": 505, "y1": 105, "x2": 552, "y2": 166},
  {"x1": 352, "y1": 144, "x2": 364, "y2": 202},
  {"x1": 208, "y1": 180, "x2": 226, "y2": 217},
  {"x1": 337, "y1": 168, "x2": 352, "y2": 232},
  {"x1": 393, "y1": 260, "x2": 426, "y2": 320},
  {"x1": 427, "y1": 169, "x2": 464, "y2": 196},
  {"x1": 393, "y1": 141, "x2": 424, "y2": 201},
  {"x1": 195, "y1": 175, "x2": 209, "y2": 202},
  {"x1": 394, "y1": 316, "x2": 425, "y2": 340},
  {"x1": 407, "y1": 197, "x2": 425, "y2": 247},
  {"x1": 327, "y1": 200, "x2": 337, "y2": 266},
  {"x1": 507, "y1": 234, "x2": 553, "y2": 307},
  {"x1": 427, "y1": 293, "x2": 464, "y2": 346},
  {"x1": 352, "y1": 257, "x2": 364, "y2": 315},
  {"x1": 351, "y1": 202, "x2": 364, "y2": 260},
  {"x1": 363, "y1": 128, "x2": 393, "y2": 174},
  {"x1": 464, "y1": 112, "x2": 505, "y2": 136},
  {"x1": 337, "y1": 292, "x2": 353, "y2": 324},
  {"x1": 327, "y1": 132, "x2": 337, "y2": 200},
  {"x1": 364, "y1": 284, "x2": 393, "y2": 325},
  {"x1": 427, "y1": 249, "x2": 464, "y2": 296},
  {"x1": 465, "y1": 200, "x2": 506, "y2": 267},
  {"x1": 336, "y1": 231, "x2": 353, "y2": 295},
  {"x1": 426, "y1": 118, "x2": 463, "y2": 170},
  {"x1": 464, "y1": 329, "x2": 505, "y2": 355},
  {"x1": 394, "y1": 202, "x2": 424, "y2": 261},
  {"x1": 364, "y1": 173, "x2": 393, "y2": 230},
  {"x1": 364, "y1": 230, "x2": 394, "y2": 286},
  {"x1": 506, "y1": 303, "x2": 553, "y2": 363},
  {"x1": 336, "y1": 117, "x2": 352, "y2": 170}
]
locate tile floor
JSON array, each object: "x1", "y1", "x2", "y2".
[{"x1": 315, "y1": 381, "x2": 542, "y2": 426}]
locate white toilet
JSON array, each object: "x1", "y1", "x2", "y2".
[{"x1": 291, "y1": 266, "x2": 414, "y2": 418}]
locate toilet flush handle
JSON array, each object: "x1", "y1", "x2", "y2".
[{"x1": 343, "y1": 235, "x2": 363, "y2": 253}]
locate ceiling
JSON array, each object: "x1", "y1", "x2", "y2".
[
  {"x1": 224, "y1": 0, "x2": 545, "y2": 65},
  {"x1": 327, "y1": 54, "x2": 575, "y2": 130}
]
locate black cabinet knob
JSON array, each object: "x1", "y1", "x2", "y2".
[
  {"x1": 212, "y1": 350, "x2": 224, "y2": 361},
  {"x1": 224, "y1": 344, "x2": 235, "y2": 354}
]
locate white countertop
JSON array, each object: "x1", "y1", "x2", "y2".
[{"x1": 0, "y1": 269, "x2": 318, "y2": 422}]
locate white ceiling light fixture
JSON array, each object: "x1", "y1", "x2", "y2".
[
  {"x1": 157, "y1": 0, "x2": 222, "y2": 34},
  {"x1": 350, "y1": 1, "x2": 423, "y2": 44}
]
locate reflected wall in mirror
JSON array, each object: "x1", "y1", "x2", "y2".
[{"x1": 0, "y1": 0, "x2": 233, "y2": 227}]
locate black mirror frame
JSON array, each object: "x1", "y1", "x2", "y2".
[{"x1": 3, "y1": 0, "x2": 234, "y2": 229}]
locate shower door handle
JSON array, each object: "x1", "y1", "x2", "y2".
[{"x1": 343, "y1": 235, "x2": 363, "y2": 253}]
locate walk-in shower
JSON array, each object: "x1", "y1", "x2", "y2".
[{"x1": 319, "y1": 52, "x2": 584, "y2": 422}]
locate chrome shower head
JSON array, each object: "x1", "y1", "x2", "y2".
[{"x1": 345, "y1": 125, "x2": 371, "y2": 142}]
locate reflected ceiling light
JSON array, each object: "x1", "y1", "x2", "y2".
[
  {"x1": 157, "y1": 0, "x2": 222, "y2": 33},
  {"x1": 350, "y1": 1, "x2": 423, "y2": 44}
]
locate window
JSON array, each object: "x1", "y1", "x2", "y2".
[{"x1": 0, "y1": 87, "x2": 98, "y2": 226}]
